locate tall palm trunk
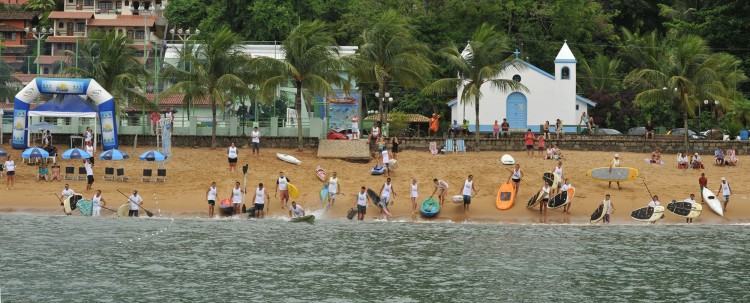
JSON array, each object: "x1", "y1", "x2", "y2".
[
  {"x1": 378, "y1": 83, "x2": 387, "y2": 135},
  {"x1": 474, "y1": 94, "x2": 481, "y2": 151},
  {"x1": 295, "y1": 81, "x2": 304, "y2": 151},
  {"x1": 683, "y1": 100, "x2": 689, "y2": 154},
  {"x1": 211, "y1": 98, "x2": 217, "y2": 148}
]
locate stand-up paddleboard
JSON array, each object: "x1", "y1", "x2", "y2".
[
  {"x1": 667, "y1": 200, "x2": 702, "y2": 218},
  {"x1": 387, "y1": 159, "x2": 398, "y2": 169},
  {"x1": 276, "y1": 153, "x2": 301, "y2": 165},
  {"x1": 496, "y1": 182, "x2": 515, "y2": 210},
  {"x1": 500, "y1": 154, "x2": 515, "y2": 165},
  {"x1": 367, "y1": 188, "x2": 391, "y2": 216},
  {"x1": 288, "y1": 183, "x2": 300, "y2": 199},
  {"x1": 451, "y1": 195, "x2": 464, "y2": 203},
  {"x1": 63, "y1": 194, "x2": 82, "y2": 215},
  {"x1": 420, "y1": 197, "x2": 440, "y2": 218},
  {"x1": 543, "y1": 172, "x2": 554, "y2": 186},
  {"x1": 346, "y1": 208, "x2": 356, "y2": 220},
  {"x1": 587, "y1": 167, "x2": 639, "y2": 182},
  {"x1": 590, "y1": 204, "x2": 607, "y2": 223},
  {"x1": 320, "y1": 186, "x2": 329, "y2": 207},
  {"x1": 630, "y1": 205, "x2": 665, "y2": 222},
  {"x1": 117, "y1": 203, "x2": 129, "y2": 217},
  {"x1": 552, "y1": 173, "x2": 561, "y2": 189},
  {"x1": 290, "y1": 215, "x2": 315, "y2": 224},
  {"x1": 77, "y1": 199, "x2": 93, "y2": 216},
  {"x1": 548, "y1": 187, "x2": 575, "y2": 209},
  {"x1": 527, "y1": 190, "x2": 543, "y2": 208},
  {"x1": 315, "y1": 166, "x2": 327, "y2": 182},
  {"x1": 371, "y1": 165, "x2": 385, "y2": 175},
  {"x1": 702, "y1": 187, "x2": 723, "y2": 217}
]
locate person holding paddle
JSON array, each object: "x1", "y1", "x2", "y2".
[
  {"x1": 128, "y1": 190, "x2": 144, "y2": 217},
  {"x1": 92, "y1": 190, "x2": 105, "y2": 217},
  {"x1": 60, "y1": 184, "x2": 78, "y2": 206}
]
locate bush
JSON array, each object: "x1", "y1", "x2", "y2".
[{"x1": 388, "y1": 111, "x2": 409, "y2": 137}]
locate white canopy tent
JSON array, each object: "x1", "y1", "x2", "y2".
[{"x1": 26, "y1": 95, "x2": 98, "y2": 150}]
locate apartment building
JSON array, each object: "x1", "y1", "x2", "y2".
[{"x1": 0, "y1": 10, "x2": 38, "y2": 70}]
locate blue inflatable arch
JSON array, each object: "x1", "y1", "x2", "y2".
[{"x1": 11, "y1": 78, "x2": 119, "y2": 150}]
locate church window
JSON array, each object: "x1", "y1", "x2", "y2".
[
  {"x1": 561, "y1": 67, "x2": 570, "y2": 80},
  {"x1": 512, "y1": 74, "x2": 521, "y2": 82}
]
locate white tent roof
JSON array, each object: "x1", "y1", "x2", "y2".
[{"x1": 28, "y1": 111, "x2": 96, "y2": 118}]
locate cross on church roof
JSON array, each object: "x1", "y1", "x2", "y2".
[{"x1": 513, "y1": 49, "x2": 520, "y2": 59}]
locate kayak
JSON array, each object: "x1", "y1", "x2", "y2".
[
  {"x1": 291, "y1": 215, "x2": 315, "y2": 224},
  {"x1": 420, "y1": 197, "x2": 440, "y2": 218}
]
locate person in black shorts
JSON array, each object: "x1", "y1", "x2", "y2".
[{"x1": 391, "y1": 137, "x2": 400, "y2": 159}]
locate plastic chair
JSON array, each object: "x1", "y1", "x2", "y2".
[
  {"x1": 103, "y1": 167, "x2": 115, "y2": 181},
  {"x1": 156, "y1": 169, "x2": 167, "y2": 182},
  {"x1": 443, "y1": 139, "x2": 455, "y2": 153},
  {"x1": 77, "y1": 167, "x2": 86, "y2": 181},
  {"x1": 142, "y1": 169, "x2": 153, "y2": 182},
  {"x1": 116, "y1": 168, "x2": 129, "y2": 182},
  {"x1": 64, "y1": 167, "x2": 75, "y2": 180}
]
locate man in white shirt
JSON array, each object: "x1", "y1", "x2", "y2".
[
  {"x1": 251, "y1": 127, "x2": 261, "y2": 155},
  {"x1": 83, "y1": 127, "x2": 92, "y2": 145},
  {"x1": 84, "y1": 160, "x2": 94, "y2": 191},
  {"x1": 128, "y1": 190, "x2": 143, "y2": 217},
  {"x1": 647, "y1": 195, "x2": 661, "y2": 208},
  {"x1": 61, "y1": 184, "x2": 77, "y2": 206},
  {"x1": 684, "y1": 193, "x2": 697, "y2": 223},
  {"x1": 4, "y1": 155, "x2": 15, "y2": 189},
  {"x1": 289, "y1": 201, "x2": 305, "y2": 218},
  {"x1": 275, "y1": 172, "x2": 291, "y2": 209}
]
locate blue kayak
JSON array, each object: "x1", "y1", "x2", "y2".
[{"x1": 420, "y1": 197, "x2": 440, "y2": 218}]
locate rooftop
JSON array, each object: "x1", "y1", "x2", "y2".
[
  {"x1": 555, "y1": 41, "x2": 576, "y2": 63},
  {"x1": 48, "y1": 11, "x2": 94, "y2": 20},
  {"x1": 0, "y1": 11, "x2": 38, "y2": 20},
  {"x1": 89, "y1": 15, "x2": 157, "y2": 27}
]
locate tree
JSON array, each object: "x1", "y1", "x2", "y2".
[
  {"x1": 24, "y1": 0, "x2": 56, "y2": 12},
  {"x1": 255, "y1": 21, "x2": 343, "y2": 150},
  {"x1": 162, "y1": 27, "x2": 248, "y2": 148},
  {"x1": 345, "y1": 10, "x2": 433, "y2": 133},
  {"x1": 423, "y1": 23, "x2": 526, "y2": 151},
  {"x1": 626, "y1": 33, "x2": 746, "y2": 153},
  {"x1": 66, "y1": 30, "x2": 149, "y2": 113}
]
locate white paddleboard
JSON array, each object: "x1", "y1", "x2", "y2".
[
  {"x1": 702, "y1": 187, "x2": 723, "y2": 217},
  {"x1": 117, "y1": 203, "x2": 129, "y2": 217},
  {"x1": 276, "y1": 153, "x2": 301, "y2": 165},
  {"x1": 451, "y1": 195, "x2": 464, "y2": 203},
  {"x1": 631, "y1": 205, "x2": 665, "y2": 222},
  {"x1": 500, "y1": 154, "x2": 515, "y2": 165}
]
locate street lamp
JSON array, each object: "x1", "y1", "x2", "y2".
[
  {"x1": 25, "y1": 27, "x2": 51, "y2": 74},
  {"x1": 374, "y1": 92, "x2": 395, "y2": 136},
  {"x1": 701, "y1": 99, "x2": 720, "y2": 131}
]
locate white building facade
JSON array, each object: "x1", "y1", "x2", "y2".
[{"x1": 449, "y1": 42, "x2": 596, "y2": 133}]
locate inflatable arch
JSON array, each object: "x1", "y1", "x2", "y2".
[{"x1": 11, "y1": 78, "x2": 119, "y2": 150}]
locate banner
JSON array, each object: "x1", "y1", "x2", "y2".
[{"x1": 326, "y1": 91, "x2": 360, "y2": 131}]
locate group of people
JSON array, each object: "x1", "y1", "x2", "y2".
[
  {"x1": 59, "y1": 184, "x2": 145, "y2": 217},
  {"x1": 674, "y1": 148, "x2": 738, "y2": 170}
]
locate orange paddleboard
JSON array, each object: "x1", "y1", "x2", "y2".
[{"x1": 496, "y1": 182, "x2": 516, "y2": 210}]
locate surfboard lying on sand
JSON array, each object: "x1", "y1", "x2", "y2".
[
  {"x1": 667, "y1": 200, "x2": 702, "y2": 218},
  {"x1": 587, "y1": 167, "x2": 639, "y2": 182},
  {"x1": 496, "y1": 182, "x2": 515, "y2": 210},
  {"x1": 548, "y1": 188, "x2": 575, "y2": 209},
  {"x1": 702, "y1": 187, "x2": 723, "y2": 217},
  {"x1": 590, "y1": 204, "x2": 607, "y2": 223},
  {"x1": 452, "y1": 195, "x2": 464, "y2": 203},
  {"x1": 630, "y1": 206, "x2": 665, "y2": 222},
  {"x1": 501, "y1": 154, "x2": 515, "y2": 165},
  {"x1": 527, "y1": 190, "x2": 543, "y2": 208},
  {"x1": 276, "y1": 153, "x2": 301, "y2": 165},
  {"x1": 288, "y1": 183, "x2": 300, "y2": 199},
  {"x1": 315, "y1": 166, "x2": 327, "y2": 182}
]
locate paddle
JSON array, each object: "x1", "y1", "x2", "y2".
[
  {"x1": 116, "y1": 189, "x2": 154, "y2": 217},
  {"x1": 242, "y1": 164, "x2": 249, "y2": 213},
  {"x1": 53, "y1": 193, "x2": 71, "y2": 215}
]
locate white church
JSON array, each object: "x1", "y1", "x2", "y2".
[{"x1": 448, "y1": 41, "x2": 596, "y2": 133}]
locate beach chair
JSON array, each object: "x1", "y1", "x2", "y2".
[
  {"x1": 443, "y1": 138, "x2": 455, "y2": 153},
  {"x1": 156, "y1": 169, "x2": 167, "y2": 182},
  {"x1": 142, "y1": 169, "x2": 153, "y2": 182},
  {"x1": 455, "y1": 139, "x2": 466, "y2": 153},
  {"x1": 116, "y1": 168, "x2": 129, "y2": 182},
  {"x1": 77, "y1": 167, "x2": 86, "y2": 181},
  {"x1": 103, "y1": 167, "x2": 115, "y2": 181},
  {"x1": 429, "y1": 142, "x2": 438, "y2": 155},
  {"x1": 64, "y1": 166, "x2": 75, "y2": 180}
]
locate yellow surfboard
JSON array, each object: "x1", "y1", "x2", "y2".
[
  {"x1": 288, "y1": 183, "x2": 300, "y2": 199},
  {"x1": 587, "y1": 167, "x2": 639, "y2": 182}
]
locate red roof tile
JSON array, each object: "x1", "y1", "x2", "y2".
[
  {"x1": 0, "y1": 11, "x2": 38, "y2": 20},
  {"x1": 48, "y1": 11, "x2": 94, "y2": 20},
  {"x1": 46, "y1": 35, "x2": 83, "y2": 43},
  {"x1": 89, "y1": 15, "x2": 156, "y2": 27},
  {"x1": 13, "y1": 73, "x2": 71, "y2": 84},
  {"x1": 33, "y1": 55, "x2": 69, "y2": 65}
]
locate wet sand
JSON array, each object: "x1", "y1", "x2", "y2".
[{"x1": 1, "y1": 143, "x2": 747, "y2": 224}]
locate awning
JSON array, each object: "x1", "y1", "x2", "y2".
[{"x1": 27, "y1": 95, "x2": 97, "y2": 118}]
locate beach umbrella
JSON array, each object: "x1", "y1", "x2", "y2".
[
  {"x1": 139, "y1": 150, "x2": 167, "y2": 162},
  {"x1": 21, "y1": 147, "x2": 49, "y2": 159},
  {"x1": 99, "y1": 149, "x2": 129, "y2": 161},
  {"x1": 61, "y1": 148, "x2": 92, "y2": 160},
  {"x1": 0, "y1": 148, "x2": 7, "y2": 157}
]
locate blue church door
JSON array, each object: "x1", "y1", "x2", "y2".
[{"x1": 506, "y1": 92, "x2": 527, "y2": 129}]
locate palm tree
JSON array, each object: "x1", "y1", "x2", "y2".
[
  {"x1": 162, "y1": 27, "x2": 248, "y2": 148},
  {"x1": 66, "y1": 30, "x2": 149, "y2": 112},
  {"x1": 255, "y1": 21, "x2": 343, "y2": 150},
  {"x1": 626, "y1": 33, "x2": 746, "y2": 152},
  {"x1": 423, "y1": 23, "x2": 526, "y2": 151},
  {"x1": 345, "y1": 10, "x2": 433, "y2": 132},
  {"x1": 579, "y1": 54, "x2": 621, "y2": 93}
]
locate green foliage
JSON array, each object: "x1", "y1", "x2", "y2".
[
  {"x1": 164, "y1": 0, "x2": 209, "y2": 29},
  {"x1": 24, "y1": 0, "x2": 56, "y2": 12},
  {"x1": 387, "y1": 111, "x2": 409, "y2": 137}
]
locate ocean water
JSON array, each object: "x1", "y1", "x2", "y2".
[{"x1": 0, "y1": 214, "x2": 749, "y2": 302}]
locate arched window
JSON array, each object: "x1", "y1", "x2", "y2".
[{"x1": 561, "y1": 67, "x2": 570, "y2": 80}]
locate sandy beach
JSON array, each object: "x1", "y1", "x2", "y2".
[{"x1": 1, "y1": 143, "x2": 747, "y2": 224}]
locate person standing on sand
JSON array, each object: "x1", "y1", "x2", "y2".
[
  {"x1": 250, "y1": 127, "x2": 261, "y2": 155},
  {"x1": 231, "y1": 181, "x2": 244, "y2": 215},
  {"x1": 430, "y1": 178, "x2": 449, "y2": 206},
  {"x1": 684, "y1": 194, "x2": 697, "y2": 223},
  {"x1": 381, "y1": 146, "x2": 393, "y2": 177},
  {"x1": 227, "y1": 142, "x2": 238, "y2": 172},
  {"x1": 380, "y1": 177, "x2": 396, "y2": 207},
  {"x1": 718, "y1": 177, "x2": 732, "y2": 211},
  {"x1": 602, "y1": 194, "x2": 613, "y2": 224},
  {"x1": 352, "y1": 116, "x2": 360, "y2": 139},
  {"x1": 275, "y1": 172, "x2": 291, "y2": 209},
  {"x1": 543, "y1": 121, "x2": 550, "y2": 140},
  {"x1": 4, "y1": 155, "x2": 14, "y2": 189},
  {"x1": 428, "y1": 113, "x2": 440, "y2": 136},
  {"x1": 207, "y1": 181, "x2": 217, "y2": 218},
  {"x1": 410, "y1": 178, "x2": 418, "y2": 213},
  {"x1": 289, "y1": 201, "x2": 305, "y2": 218},
  {"x1": 560, "y1": 178, "x2": 574, "y2": 213},
  {"x1": 252, "y1": 183, "x2": 269, "y2": 218},
  {"x1": 91, "y1": 190, "x2": 105, "y2": 217},
  {"x1": 461, "y1": 175, "x2": 477, "y2": 212},
  {"x1": 84, "y1": 159, "x2": 94, "y2": 191},
  {"x1": 608, "y1": 154, "x2": 621, "y2": 190},
  {"x1": 536, "y1": 134, "x2": 546, "y2": 157},
  {"x1": 555, "y1": 119, "x2": 563, "y2": 139},
  {"x1": 128, "y1": 190, "x2": 143, "y2": 217},
  {"x1": 510, "y1": 164, "x2": 522, "y2": 196},
  {"x1": 61, "y1": 184, "x2": 77, "y2": 206},
  {"x1": 524, "y1": 129, "x2": 535, "y2": 157},
  {"x1": 328, "y1": 172, "x2": 340, "y2": 209},
  {"x1": 698, "y1": 173, "x2": 708, "y2": 202},
  {"x1": 355, "y1": 186, "x2": 370, "y2": 221},
  {"x1": 391, "y1": 137, "x2": 400, "y2": 160},
  {"x1": 492, "y1": 120, "x2": 500, "y2": 139},
  {"x1": 539, "y1": 182, "x2": 550, "y2": 214},
  {"x1": 647, "y1": 195, "x2": 661, "y2": 224}
]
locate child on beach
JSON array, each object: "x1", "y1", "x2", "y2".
[
  {"x1": 430, "y1": 178, "x2": 449, "y2": 206},
  {"x1": 608, "y1": 154, "x2": 621, "y2": 190},
  {"x1": 227, "y1": 142, "x2": 238, "y2": 172},
  {"x1": 718, "y1": 177, "x2": 731, "y2": 211},
  {"x1": 410, "y1": 178, "x2": 418, "y2": 213},
  {"x1": 650, "y1": 148, "x2": 662, "y2": 164},
  {"x1": 524, "y1": 129, "x2": 535, "y2": 157}
]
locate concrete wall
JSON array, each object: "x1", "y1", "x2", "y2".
[{"x1": 116, "y1": 135, "x2": 319, "y2": 149}]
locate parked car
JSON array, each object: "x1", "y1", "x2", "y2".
[
  {"x1": 596, "y1": 128, "x2": 623, "y2": 135},
  {"x1": 627, "y1": 127, "x2": 646, "y2": 136},
  {"x1": 667, "y1": 128, "x2": 705, "y2": 139},
  {"x1": 700, "y1": 128, "x2": 724, "y2": 140}
]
